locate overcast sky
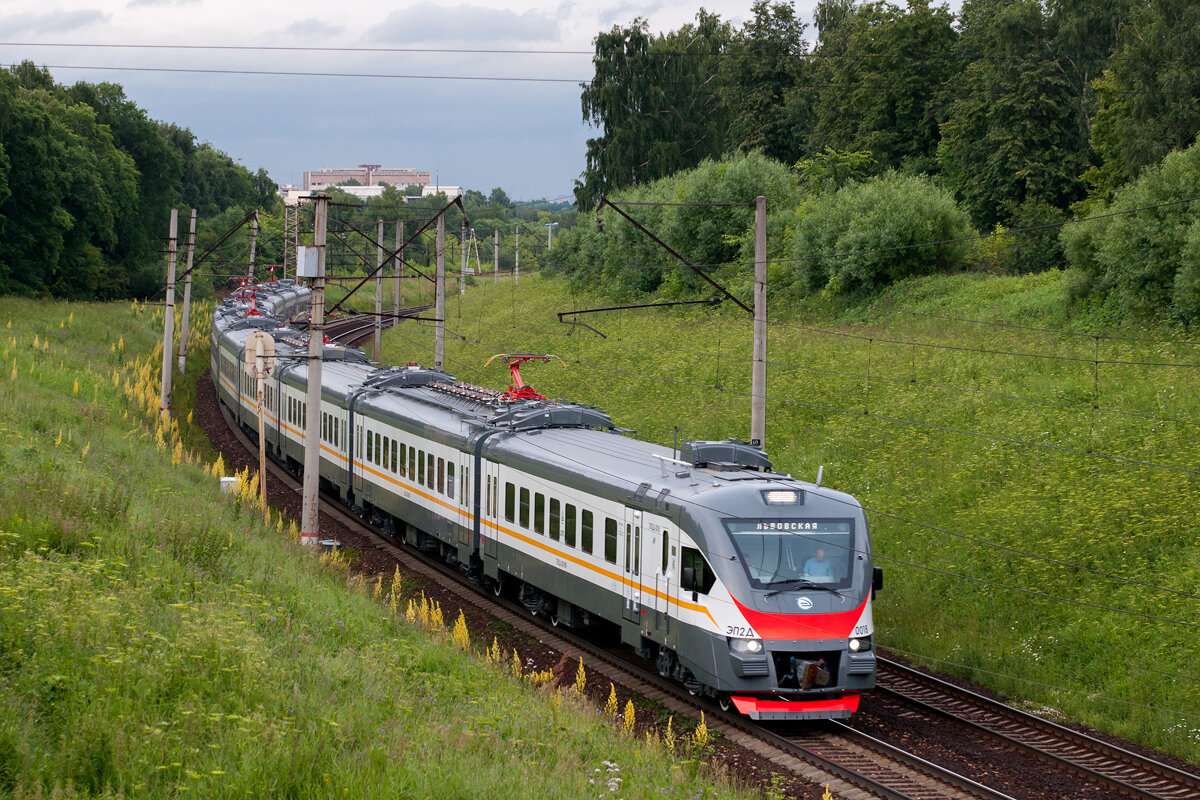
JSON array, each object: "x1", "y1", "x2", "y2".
[{"x1": 6, "y1": 1, "x2": 852, "y2": 199}]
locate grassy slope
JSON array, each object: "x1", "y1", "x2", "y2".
[
  {"x1": 0, "y1": 297, "x2": 754, "y2": 799},
  {"x1": 381, "y1": 270, "x2": 1200, "y2": 764}
]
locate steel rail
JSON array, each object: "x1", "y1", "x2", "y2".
[{"x1": 876, "y1": 657, "x2": 1200, "y2": 800}]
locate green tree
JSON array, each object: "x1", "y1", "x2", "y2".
[
  {"x1": 810, "y1": 0, "x2": 957, "y2": 173},
  {"x1": 720, "y1": 1, "x2": 809, "y2": 165},
  {"x1": 575, "y1": 12, "x2": 731, "y2": 209},
  {"x1": 788, "y1": 171, "x2": 974, "y2": 296},
  {"x1": 937, "y1": 0, "x2": 1088, "y2": 228},
  {"x1": 1061, "y1": 140, "x2": 1200, "y2": 319},
  {"x1": 1086, "y1": 0, "x2": 1200, "y2": 199}
]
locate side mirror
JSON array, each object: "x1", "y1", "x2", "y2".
[
  {"x1": 872, "y1": 567, "x2": 884, "y2": 597},
  {"x1": 681, "y1": 566, "x2": 696, "y2": 592}
]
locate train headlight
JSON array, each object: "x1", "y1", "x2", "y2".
[
  {"x1": 848, "y1": 636, "x2": 872, "y2": 652},
  {"x1": 729, "y1": 638, "x2": 764, "y2": 654}
]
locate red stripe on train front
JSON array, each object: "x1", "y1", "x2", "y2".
[
  {"x1": 731, "y1": 694, "x2": 860, "y2": 716},
  {"x1": 731, "y1": 596, "x2": 867, "y2": 640}
]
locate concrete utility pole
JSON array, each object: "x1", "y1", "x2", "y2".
[
  {"x1": 434, "y1": 211, "x2": 446, "y2": 370},
  {"x1": 493, "y1": 227, "x2": 499, "y2": 283},
  {"x1": 300, "y1": 195, "x2": 328, "y2": 547},
  {"x1": 375, "y1": 218, "x2": 384, "y2": 360},
  {"x1": 245, "y1": 331, "x2": 275, "y2": 525},
  {"x1": 159, "y1": 209, "x2": 178, "y2": 420},
  {"x1": 460, "y1": 216, "x2": 467, "y2": 295},
  {"x1": 751, "y1": 195, "x2": 767, "y2": 449},
  {"x1": 394, "y1": 219, "x2": 403, "y2": 321},
  {"x1": 177, "y1": 209, "x2": 197, "y2": 373},
  {"x1": 515, "y1": 225, "x2": 520, "y2": 284},
  {"x1": 282, "y1": 206, "x2": 290, "y2": 279},
  {"x1": 248, "y1": 209, "x2": 259, "y2": 280},
  {"x1": 546, "y1": 221, "x2": 558, "y2": 249}
]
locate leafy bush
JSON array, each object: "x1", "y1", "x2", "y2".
[
  {"x1": 1061, "y1": 140, "x2": 1200, "y2": 320},
  {"x1": 786, "y1": 171, "x2": 975, "y2": 296}
]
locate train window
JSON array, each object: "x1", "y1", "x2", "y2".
[
  {"x1": 437, "y1": 458, "x2": 445, "y2": 493},
  {"x1": 662, "y1": 532, "x2": 669, "y2": 575},
  {"x1": 681, "y1": 547, "x2": 716, "y2": 595},
  {"x1": 417, "y1": 450, "x2": 425, "y2": 485},
  {"x1": 549, "y1": 499, "x2": 560, "y2": 541},
  {"x1": 534, "y1": 493, "x2": 545, "y2": 534},
  {"x1": 427, "y1": 453, "x2": 435, "y2": 489},
  {"x1": 375, "y1": 432, "x2": 382, "y2": 465},
  {"x1": 383, "y1": 436, "x2": 390, "y2": 468},
  {"x1": 519, "y1": 488, "x2": 530, "y2": 529},
  {"x1": 302, "y1": 402, "x2": 306, "y2": 430},
  {"x1": 505, "y1": 482, "x2": 515, "y2": 522},
  {"x1": 564, "y1": 504, "x2": 576, "y2": 547},
  {"x1": 461, "y1": 466, "x2": 468, "y2": 505},
  {"x1": 399, "y1": 443, "x2": 407, "y2": 477},
  {"x1": 604, "y1": 518, "x2": 617, "y2": 564},
  {"x1": 484, "y1": 476, "x2": 491, "y2": 515},
  {"x1": 625, "y1": 524, "x2": 631, "y2": 571},
  {"x1": 408, "y1": 447, "x2": 415, "y2": 479},
  {"x1": 447, "y1": 462, "x2": 455, "y2": 498},
  {"x1": 581, "y1": 510, "x2": 593, "y2": 553}
]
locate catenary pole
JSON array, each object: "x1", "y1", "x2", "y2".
[
  {"x1": 177, "y1": 208, "x2": 197, "y2": 373},
  {"x1": 300, "y1": 195, "x2": 327, "y2": 547},
  {"x1": 515, "y1": 225, "x2": 520, "y2": 284},
  {"x1": 435, "y1": 210, "x2": 446, "y2": 370},
  {"x1": 751, "y1": 195, "x2": 767, "y2": 449},
  {"x1": 400, "y1": 219, "x2": 410, "y2": 321},
  {"x1": 159, "y1": 209, "x2": 178, "y2": 420},
  {"x1": 460, "y1": 216, "x2": 467, "y2": 295},
  {"x1": 493, "y1": 227, "x2": 499, "y2": 283},
  {"x1": 282, "y1": 206, "x2": 290, "y2": 279},
  {"x1": 375, "y1": 218, "x2": 384, "y2": 359},
  {"x1": 248, "y1": 209, "x2": 259, "y2": 280}
]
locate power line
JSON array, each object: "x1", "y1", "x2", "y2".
[
  {"x1": 13, "y1": 63, "x2": 585, "y2": 83},
  {"x1": 11, "y1": 41, "x2": 1200, "y2": 67},
  {"x1": 897, "y1": 309, "x2": 1200, "y2": 348}
]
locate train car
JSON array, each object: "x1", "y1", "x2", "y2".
[{"x1": 211, "y1": 284, "x2": 882, "y2": 721}]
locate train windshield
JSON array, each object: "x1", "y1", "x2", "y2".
[{"x1": 723, "y1": 519, "x2": 856, "y2": 589}]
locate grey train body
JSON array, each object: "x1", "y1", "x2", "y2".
[{"x1": 211, "y1": 281, "x2": 880, "y2": 720}]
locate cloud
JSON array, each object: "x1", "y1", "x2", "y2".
[
  {"x1": 369, "y1": 2, "x2": 560, "y2": 46},
  {"x1": 126, "y1": 0, "x2": 199, "y2": 6},
  {"x1": 0, "y1": 9, "x2": 108, "y2": 36},
  {"x1": 281, "y1": 18, "x2": 345, "y2": 39}
]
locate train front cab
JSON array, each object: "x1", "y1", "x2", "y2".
[{"x1": 671, "y1": 485, "x2": 881, "y2": 722}]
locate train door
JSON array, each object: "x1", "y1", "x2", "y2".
[
  {"x1": 482, "y1": 460, "x2": 499, "y2": 559},
  {"x1": 455, "y1": 451, "x2": 471, "y2": 549},
  {"x1": 352, "y1": 420, "x2": 364, "y2": 494},
  {"x1": 622, "y1": 508, "x2": 642, "y2": 625},
  {"x1": 649, "y1": 521, "x2": 670, "y2": 634}
]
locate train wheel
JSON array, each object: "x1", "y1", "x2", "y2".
[
  {"x1": 491, "y1": 576, "x2": 504, "y2": 597},
  {"x1": 718, "y1": 693, "x2": 733, "y2": 712}
]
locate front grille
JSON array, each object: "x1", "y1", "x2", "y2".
[{"x1": 847, "y1": 654, "x2": 875, "y2": 675}]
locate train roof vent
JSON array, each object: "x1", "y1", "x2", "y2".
[
  {"x1": 682, "y1": 439, "x2": 772, "y2": 472},
  {"x1": 492, "y1": 401, "x2": 615, "y2": 432},
  {"x1": 363, "y1": 365, "x2": 455, "y2": 389}
]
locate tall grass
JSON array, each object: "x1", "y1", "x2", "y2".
[
  {"x1": 0, "y1": 297, "x2": 760, "y2": 799},
  {"x1": 382, "y1": 271, "x2": 1200, "y2": 764}
]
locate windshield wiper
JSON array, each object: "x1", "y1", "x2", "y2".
[{"x1": 763, "y1": 578, "x2": 843, "y2": 598}]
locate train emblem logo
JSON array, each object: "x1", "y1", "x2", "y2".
[{"x1": 797, "y1": 597, "x2": 813, "y2": 610}]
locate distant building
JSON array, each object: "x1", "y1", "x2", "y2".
[{"x1": 302, "y1": 164, "x2": 431, "y2": 191}]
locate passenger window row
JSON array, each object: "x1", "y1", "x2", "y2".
[
  {"x1": 359, "y1": 425, "x2": 465, "y2": 504},
  {"x1": 502, "y1": 480, "x2": 605, "y2": 562}
]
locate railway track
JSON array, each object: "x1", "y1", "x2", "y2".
[
  {"x1": 321, "y1": 305, "x2": 433, "y2": 346},
  {"x1": 875, "y1": 658, "x2": 1200, "y2": 800},
  {"x1": 212, "y1": 396, "x2": 1022, "y2": 800}
]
